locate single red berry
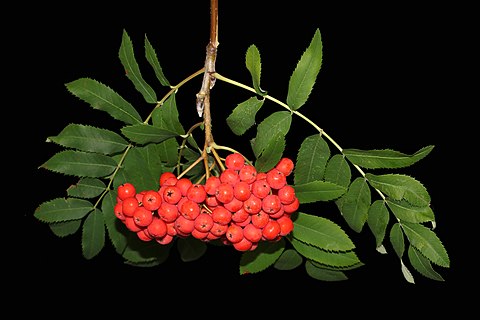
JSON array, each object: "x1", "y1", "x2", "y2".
[
  {"x1": 233, "y1": 181, "x2": 251, "y2": 201},
  {"x1": 243, "y1": 223, "x2": 263, "y2": 243},
  {"x1": 205, "y1": 195, "x2": 219, "y2": 208},
  {"x1": 275, "y1": 157, "x2": 295, "y2": 176},
  {"x1": 186, "y1": 184, "x2": 207, "y2": 203},
  {"x1": 122, "y1": 197, "x2": 139, "y2": 217},
  {"x1": 251, "y1": 179, "x2": 271, "y2": 199},
  {"x1": 191, "y1": 229, "x2": 209, "y2": 240},
  {"x1": 251, "y1": 210, "x2": 270, "y2": 228},
  {"x1": 141, "y1": 190, "x2": 163, "y2": 211},
  {"x1": 205, "y1": 176, "x2": 221, "y2": 195},
  {"x1": 117, "y1": 182, "x2": 136, "y2": 201},
  {"x1": 231, "y1": 208, "x2": 249, "y2": 223},
  {"x1": 269, "y1": 206, "x2": 285, "y2": 219},
  {"x1": 211, "y1": 206, "x2": 232, "y2": 225},
  {"x1": 194, "y1": 212, "x2": 214, "y2": 232},
  {"x1": 262, "y1": 219, "x2": 281, "y2": 240},
  {"x1": 209, "y1": 222, "x2": 228, "y2": 237},
  {"x1": 235, "y1": 215, "x2": 252, "y2": 227},
  {"x1": 220, "y1": 168, "x2": 240, "y2": 185},
  {"x1": 215, "y1": 183, "x2": 234, "y2": 204},
  {"x1": 133, "y1": 206, "x2": 153, "y2": 227},
  {"x1": 225, "y1": 153, "x2": 245, "y2": 171},
  {"x1": 226, "y1": 224, "x2": 244, "y2": 243},
  {"x1": 162, "y1": 185, "x2": 182, "y2": 204},
  {"x1": 266, "y1": 168, "x2": 287, "y2": 190},
  {"x1": 179, "y1": 198, "x2": 201, "y2": 220},
  {"x1": 158, "y1": 202, "x2": 179, "y2": 223},
  {"x1": 174, "y1": 215, "x2": 195, "y2": 234},
  {"x1": 256, "y1": 172, "x2": 267, "y2": 181},
  {"x1": 277, "y1": 185, "x2": 296, "y2": 204},
  {"x1": 147, "y1": 216, "x2": 168, "y2": 238},
  {"x1": 277, "y1": 215, "x2": 294, "y2": 236},
  {"x1": 262, "y1": 194, "x2": 282, "y2": 215},
  {"x1": 239, "y1": 165, "x2": 257, "y2": 184},
  {"x1": 243, "y1": 194, "x2": 262, "y2": 214}
]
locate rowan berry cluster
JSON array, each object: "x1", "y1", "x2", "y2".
[{"x1": 113, "y1": 153, "x2": 299, "y2": 251}]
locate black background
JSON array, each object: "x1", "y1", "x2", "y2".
[{"x1": 16, "y1": 0, "x2": 473, "y2": 309}]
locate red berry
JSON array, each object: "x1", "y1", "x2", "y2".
[
  {"x1": 223, "y1": 197, "x2": 244, "y2": 212},
  {"x1": 277, "y1": 185, "x2": 296, "y2": 204},
  {"x1": 231, "y1": 208, "x2": 249, "y2": 223},
  {"x1": 162, "y1": 185, "x2": 182, "y2": 204},
  {"x1": 174, "y1": 215, "x2": 195, "y2": 234},
  {"x1": 251, "y1": 179, "x2": 271, "y2": 199},
  {"x1": 158, "y1": 203, "x2": 179, "y2": 223},
  {"x1": 262, "y1": 219, "x2": 281, "y2": 240},
  {"x1": 141, "y1": 190, "x2": 163, "y2": 211},
  {"x1": 233, "y1": 181, "x2": 251, "y2": 201},
  {"x1": 243, "y1": 195, "x2": 262, "y2": 214},
  {"x1": 117, "y1": 182, "x2": 136, "y2": 201},
  {"x1": 215, "y1": 183, "x2": 234, "y2": 204},
  {"x1": 233, "y1": 237, "x2": 253, "y2": 251},
  {"x1": 137, "y1": 229, "x2": 153, "y2": 241},
  {"x1": 122, "y1": 197, "x2": 139, "y2": 217},
  {"x1": 226, "y1": 224, "x2": 244, "y2": 243},
  {"x1": 209, "y1": 222, "x2": 228, "y2": 237},
  {"x1": 275, "y1": 157, "x2": 295, "y2": 176},
  {"x1": 194, "y1": 212, "x2": 214, "y2": 232},
  {"x1": 243, "y1": 223, "x2": 263, "y2": 243},
  {"x1": 211, "y1": 206, "x2": 232, "y2": 225},
  {"x1": 266, "y1": 168, "x2": 287, "y2": 189},
  {"x1": 186, "y1": 184, "x2": 207, "y2": 203},
  {"x1": 220, "y1": 168, "x2": 240, "y2": 185},
  {"x1": 277, "y1": 215, "x2": 294, "y2": 236},
  {"x1": 147, "y1": 216, "x2": 168, "y2": 238},
  {"x1": 239, "y1": 165, "x2": 257, "y2": 184},
  {"x1": 283, "y1": 197, "x2": 299, "y2": 214},
  {"x1": 225, "y1": 153, "x2": 245, "y2": 171},
  {"x1": 205, "y1": 176, "x2": 221, "y2": 195},
  {"x1": 262, "y1": 194, "x2": 282, "y2": 215},
  {"x1": 133, "y1": 206, "x2": 153, "y2": 227},
  {"x1": 176, "y1": 177, "x2": 193, "y2": 196},
  {"x1": 156, "y1": 234, "x2": 174, "y2": 245},
  {"x1": 251, "y1": 210, "x2": 269, "y2": 228},
  {"x1": 179, "y1": 199, "x2": 201, "y2": 220},
  {"x1": 124, "y1": 217, "x2": 142, "y2": 232},
  {"x1": 114, "y1": 202, "x2": 125, "y2": 220}
]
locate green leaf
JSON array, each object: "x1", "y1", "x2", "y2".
[
  {"x1": 119, "y1": 29, "x2": 157, "y2": 103},
  {"x1": 102, "y1": 190, "x2": 128, "y2": 255},
  {"x1": 408, "y1": 245, "x2": 445, "y2": 281},
  {"x1": 294, "y1": 180, "x2": 346, "y2": 203},
  {"x1": 40, "y1": 150, "x2": 118, "y2": 178},
  {"x1": 66, "y1": 78, "x2": 142, "y2": 125},
  {"x1": 34, "y1": 198, "x2": 94, "y2": 223},
  {"x1": 67, "y1": 177, "x2": 106, "y2": 199},
  {"x1": 386, "y1": 199, "x2": 435, "y2": 223},
  {"x1": 239, "y1": 239, "x2": 285, "y2": 275},
  {"x1": 82, "y1": 208, "x2": 105, "y2": 260},
  {"x1": 226, "y1": 97, "x2": 264, "y2": 136},
  {"x1": 49, "y1": 220, "x2": 82, "y2": 237},
  {"x1": 390, "y1": 222, "x2": 405, "y2": 259},
  {"x1": 367, "y1": 200, "x2": 390, "y2": 249},
  {"x1": 366, "y1": 173, "x2": 431, "y2": 207},
  {"x1": 245, "y1": 45, "x2": 267, "y2": 95},
  {"x1": 152, "y1": 93, "x2": 185, "y2": 135},
  {"x1": 254, "y1": 132, "x2": 285, "y2": 172},
  {"x1": 273, "y1": 249, "x2": 303, "y2": 271},
  {"x1": 121, "y1": 124, "x2": 178, "y2": 145},
  {"x1": 290, "y1": 237, "x2": 361, "y2": 268},
  {"x1": 343, "y1": 145, "x2": 434, "y2": 169},
  {"x1": 47, "y1": 124, "x2": 129, "y2": 155},
  {"x1": 120, "y1": 144, "x2": 167, "y2": 192},
  {"x1": 335, "y1": 177, "x2": 371, "y2": 233},
  {"x1": 287, "y1": 29, "x2": 323, "y2": 110},
  {"x1": 291, "y1": 212, "x2": 355, "y2": 251},
  {"x1": 401, "y1": 221, "x2": 450, "y2": 268},
  {"x1": 324, "y1": 154, "x2": 352, "y2": 188},
  {"x1": 145, "y1": 35, "x2": 170, "y2": 87},
  {"x1": 252, "y1": 111, "x2": 292, "y2": 157},
  {"x1": 305, "y1": 260, "x2": 348, "y2": 281},
  {"x1": 156, "y1": 138, "x2": 180, "y2": 167},
  {"x1": 294, "y1": 134, "x2": 330, "y2": 185},
  {"x1": 177, "y1": 237, "x2": 207, "y2": 262}
]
